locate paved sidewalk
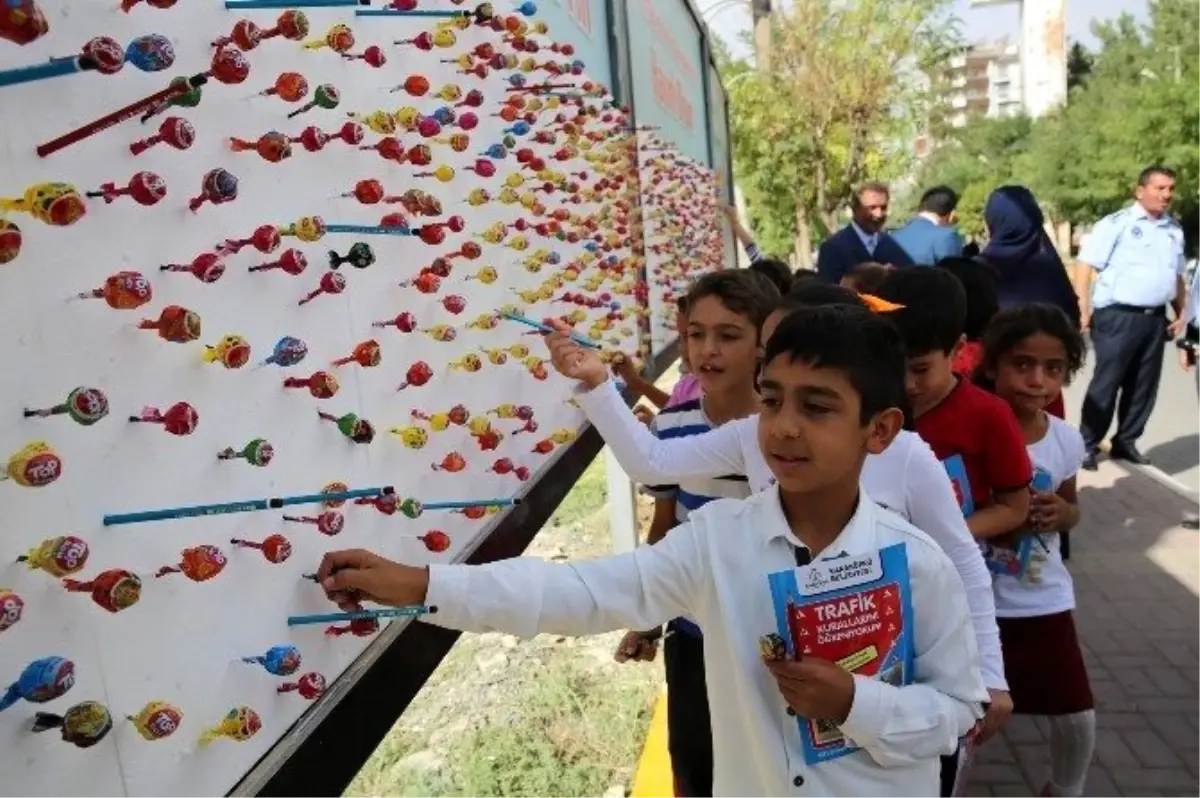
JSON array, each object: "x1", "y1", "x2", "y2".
[{"x1": 965, "y1": 460, "x2": 1200, "y2": 797}]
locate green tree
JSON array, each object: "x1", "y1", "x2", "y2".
[
  {"x1": 1066, "y1": 41, "x2": 1094, "y2": 90},
  {"x1": 720, "y1": 0, "x2": 962, "y2": 261}
]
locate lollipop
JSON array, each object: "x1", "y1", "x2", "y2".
[
  {"x1": 198, "y1": 706, "x2": 261, "y2": 745},
  {"x1": 332, "y1": 340, "x2": 380, "y2": 368},
  {"x1": 414, "y1": 165, "x2": 455, "y2": 183},
  {"x1": 298, "y1": 271, "x2": 345, "y2": 305},
  {"x1": 249, "y1": 248, "x2": 307, "y2": 275},
  {"x1": 361, "y1": 136, "x2": 403, "y2": 163},
  {"x1": 161, "y1": 252, "x2": 224, "y2": 283},
  {"x1": 217, "y1": 438, "x2": 273, "y2": 466},
  {"x1": 219, "y1": 224, "x2": 280, "y2": 255},
  {"x1": 125, "y1": 33, "x2": 175, "y2": 73},
  {"x1": 283, "y1": 370, "x2": 339, "y2": 398},
  {"x1": 302, "y1": 23, "x2": 353, "y2": 53},
  {"x1": 140, "y1": 75, "x2": 204, "y2": 123},
  {"x1": 1, "y1": 0, "x2": 48, "y2": 45},
  {"x1": 389, "y1": 425, "x2": 427, "y2": 449},
  {"x1": 17, "y1": 535, "x2": 89, "y2": 577},
  {"x1": 0, "y1": 657, "x2": 75, "y2": 713},
  {"x1": 397, "y1": 361, "x2": 433, "y2": 390},
  {"x1": 419, "y1": 530, "x2": 451, "y2": 553},
  {"x1": 127, "y1": 701, "x2": 183, "y2": 741},
  {"x1": 373, "y1": 312, "x2": 417, "y2": 332},
  {"x1": 74, "y1": 270, "x2": 153, "y2": 310},
  {"x1": 206, "y1": 46, "x2": 250, "y2": 85},
  {"x1": 343, "y1": 45, "x2": 385, "y2": 67},
  {"x1": 211, "y1": 19, "x2": 261, "y2": 50},
  {"x1": 0, "y1": 183, "x2": 86, "y2": 227},
  {"x1": 325, "y1": 617, "x2": 379, "y2": 637},
  {"x1": 62, "y1": 569, "x2": 141, "y2": 613},
  {"x1": 257, "y1": 71, "x2": 308, "y2": 102},
  {"x1": 316, "y1": 410, "x2": 374, "y2": 444},
  {"x1": 229, "y1": 131, "x2": 292, "y2": 163},
  {"x1": 128, "y1": 402, "x2": 199, "y2": 436},
  {"x1": 278, "y1": 672, "x2": 326, "y2": 700},
  {"x1": 260, "y1": 9, "x2": 308, "y2": 41},
  {"x1": 286, "y1": 83, "x2": 339, "y2": 119},
  {"x1": 24, "y1": 387, "x2": 109, "y2": 426},
  {"x1": 229, "y1": 534, "x2": 291, "y2": 563},
  {"x1": 137, "y1": 305, "x2": 200, "y2": 343},
  {"x1": 281, "y1": 510, "x2": 344, "y2": 536},
  {"x1": 31, "y1": 701, "x2": 113, "y2": 749},
  {"x1": 291, "y1": 125, "x2": 328, "y2": 152},
  {"x1": 0, "y1": 590, "x2": 24, "y2": 634},
  {"x1": 241, "y1": 644, "x2": 300, "y2": 676},
  {"x1": 280, "y1": 215, "x2": 326, "y2": 242},
  {"x1": 432, "y1": 451, "x2": 466, "y2": 472},
  {"x1": 203, "y1": 335, "x2": 251, "y2": 369},
  {"x1": 188, "y1": 168, "x2": 238, "y2": 212},
  {"x1": 154, "y1": 545, "x2": 227, "y2": 581},
  {"x1": 0, "y1": 219, "x2": 21, "y2": 264},
  {"x1": 321, "y1": 481, "x2": 350, "y2": 508},
  {"x1": 1, "y1": 442, "x2": 62, "y2": 488},
  {"x1": 260, "y1": 336, "x2": 308, "y2": 368},
  {"x1": 328, "y1": 242, "x2": 375, "y2": 269},
  {"x1": 85, "y1": 171, "x2": 166, "y2": 206},
  {"x1": 397, "y1": 498, "x2": 424, "y2": 519},
  {"x1": 392, "y1": 74, "x2": 429, "y2": 97}
]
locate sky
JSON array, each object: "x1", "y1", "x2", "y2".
[{"x1": 701, "y1": 0, "x2": 1150, "y2": 60}]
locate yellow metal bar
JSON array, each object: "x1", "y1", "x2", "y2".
[{"x1": 631, "y1": 690, "x2": 674, "y2": 798}]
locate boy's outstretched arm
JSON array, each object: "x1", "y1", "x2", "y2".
[
  {"x1": 544, "y1": 320, "x2": 748, "y2": 484},
  {"x1": 317, "y1": 523, "x2": 702, "y2": 639}
]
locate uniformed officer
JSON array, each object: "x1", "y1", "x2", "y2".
[{"x1": 1073, "y1": 165, "x2": 1189, "y2": 470}]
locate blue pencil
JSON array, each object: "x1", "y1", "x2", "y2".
[
  {"x1": 323, "y1": 223, "x2": 415, "y2": 236},
  {"x1": 0, "y1": 56, "x2": 97, "y2": 90},
  {"x1": 500, "y1": 310, "x2": 602, "y2": 350},
  {"x1": 224, "y1": 0, "x2": 366, "y2": 8},
  {"x1": 423, "y1": 498, "x2": 518, "y2": 510},
  {"x1": 102, "y1": 486, "x2": 394, "y2": 526},
  {"x1": 355, "y1": 8, "x2": 465, "y2": 17},
  {"x1": 287, "y1": 606, "x2": 437, "y2": 625}
]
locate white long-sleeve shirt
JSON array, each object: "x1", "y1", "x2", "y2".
[
  {"x1": 427, "y1": 488, "x2": 988, "y2": 796},
  {"x1": 575, "y1": 378, "x2": 1008, "y2": 691}
]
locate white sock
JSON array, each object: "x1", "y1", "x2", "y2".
[{"x1": 1044, "y1": 710, "x2": 1096, "y2": 797}]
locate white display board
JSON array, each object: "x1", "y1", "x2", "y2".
[
  {"x1": 636, "y1": 130, "x2": 723, "y2": 355},
  {"x1": 0, "y1": 1, "x2": 643, "y2": 794}
]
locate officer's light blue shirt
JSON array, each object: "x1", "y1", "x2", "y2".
[{"x1": 1079, "y1": 203, "x2": 1185, "y2": 310}]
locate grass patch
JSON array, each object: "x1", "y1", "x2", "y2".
[{"x1": 547, "y1": 455, "x2": 608, "y2": 528}]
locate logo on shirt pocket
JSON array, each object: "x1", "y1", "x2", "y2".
[{"x1": 941, "y1": 454, "x2": 975, "y2": 516}]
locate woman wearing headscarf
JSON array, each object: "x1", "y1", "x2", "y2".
[{"x1": 980, "y1": 186, "x2": 1081, "y2": 420}]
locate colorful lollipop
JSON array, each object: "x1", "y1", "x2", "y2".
[
  {"x1": 278, "y1": 672, "x2": 326, "y2": 700},
  {"x1": 0, "y1": 219, "x2": 21, "y2": 264},
  {"x1": 260, "y1": 336, "x2": 308, "y2": 368},
  {"x1": 325, "y1": 617, "x2": 379, "y2": 637},
  {"x1": 188, "y1": 168, "x2": 238, "y2": 212},
  {"x1": 298, "y1": 271, "x2": 345, "y2": 305},
  {"x1": 258, "y1": 71, "x2": 308, "y2": 102},
  {"x1": 419, "y1": 530, "x2": 451, "y2": 553},
  {"x1": 260, "y1": 9, "x2": 309, "y2": 41},
  {"x1": 24, "y1": 387, "x2": 109, "y2": 426},
  {"x1": 139, "y1": 75, "x2": 204, "y2": 123},
  {"x1": 32, "y1": 701, "x2": 113, "y2": 749},
  {"x1": 397, "y1": 360, "x2": 434, "y2": 390},
  {"x1": 85, "y1": 171, "x2": 166, "y2": 206},
  {"x1": 0, "y1": 183, "x2": 86, "y2": 227},
  {"x1": 203, "y1": 334, "x2": 251, "y2": 369},
  {"x1": 229, "y1": 534, "x2": 291, "y2": 563},
  {"x1": 280, "y1": 215, "x2": 326, "y2": 242},
  {"x1": 1, "y1": 0, "x2": 49, "y2": 46},
  {"x1": 332, "y1": 340, "x2": 380, "y2": 368},
  {"x1": 241, "y1": 644, "x2": 300, "y2": 676},
  {"x1": 302, "y1": 24, "x2": 353, "y2": 53},
  {"x1": 0, "y1": 590, "x2": 24, "y2": 634},
  {"x1": 129, "y1": 402, "x2": 199, "y2": 436},
  {"x1": 343, "y1": 45, "x2": 385, "y2": 67},
  {"x1": 74, "y1": 270, "x2": 153, "y2": 310},
  {"x1": 229, "y1": 131, "x2": 292, "y2": 163},
  {"x1": 287, "y1": 83, "x2": 339, "y2": 119},
  {"x1": 322, "y1": 481, "x2": 350, "y2": 508},
  {"x1": 212, "y1": 19, "x2": 261, "y2": 50},
  {"x1": 218, "y1": 438, "x2": 273, "y2": 466},
  {"x1": 17, "y1": 535, "x2": 89, "y2": 578},
  {"x1": 281, "y1": 510, "x2": 344, "y2": 536},
  {"x1": 127, "y1": 701, "x2": 183, "y2": 741},
  {"x1": 198, "y1": 707, "x2": 261, "y2": 745},
  {"x1": 1, "y1": 442, "x2": 62, "y2": 488},
  {"x1": 283, "y1": 370, "x2": 339, "y2": 398},
  {"x1": 62, "y1": 569, "x2": 141, "y2": 613},
  {"x1": 328, "y1": 242, "x2": 375, "y2": 269},
  {"x1": 316, "y1": 410, "x2": 374, "y2": 444},
  {"x1": 138, "y1": 305, "x2": 200, "y2": 343},
  {"x1": 219, "y1": 224, "x2": 280, "y2": 255},
  {"x1": 206, "y1": 46, "x2": 250, "y2": 84},
  {"x1": 249, "y1": 248, "x2": 307, "y2": 275},
  {"x1": 373, "y1": 311, "x2": 417, "y2": 332},
  {"x1": 155, "y1": 545, "x2": 227, "y2": 581},
  {"x1": 161, "y1": 252, "x2": 224, "y2": 283},
  {"x1": 124, "y1": 33, "x2": 175, "y2": 73},
  {"x1": 0, "y1": 657, "x2": 75, "y2": 713}
]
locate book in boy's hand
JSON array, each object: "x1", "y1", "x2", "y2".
[
  {"x1": 766, "y1": 543, "x2": 914, "y2": 765},
  {"x1": 979, "y1": 466, "x2": 1053, "y2": 579}
]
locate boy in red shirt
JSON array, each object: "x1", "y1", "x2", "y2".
[{"x1": 876, "y1": 267, "x2": 1032, "y2": 797}]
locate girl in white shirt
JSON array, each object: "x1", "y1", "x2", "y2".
[{"x1": 973, "y1": 304, "x2": 1094, "y2": 797}]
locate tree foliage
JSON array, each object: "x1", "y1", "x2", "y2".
[{"x1": 719, "y1": 0, "x2": 961, "y2": 258}]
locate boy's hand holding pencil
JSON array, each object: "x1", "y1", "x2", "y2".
[
  {"x1": 544, "y1": 318, "x2": 609, "y2": 389},
  {"x1": 316, "y1": 548, "x2": 429, "y2": 610}
]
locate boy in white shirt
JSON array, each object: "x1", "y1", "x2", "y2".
[{"x1": 317, "y1": 305, "x2": 988, "y2": 797}]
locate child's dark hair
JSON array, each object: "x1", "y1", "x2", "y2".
[
  {"x1": 937, "y1": 257, "x2": 998, "y2": 340},
  {"x1": 875, "y1": 267, "x2": 967, "y2": 355},
  {"x1": 974, "y1": 304, "x2": 1086, "y2": 387},
  {"x1": 675, "y1": 294, "x2": 689, "y2": 316},
  {"x1": 763, "y1": 305, "x2": 908, "y2": 424},
  {"x1": 842, "y1": 262, "x2": 892, "y2": 294},
  {"x1": 791, "y1": 269, "x2": 821, "y2": 289},
  {"x1": 779, "y1": 281, "x2": 868, "y2": 313},
  {"x1": 686, "y1": 268, "x2": 781, "y2": 331},
  {"x1": 748, "y1": 257, "x2": 793, "y2": 296}
]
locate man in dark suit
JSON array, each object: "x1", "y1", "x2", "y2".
[{"x1": 816, "y1": 182, "x2": 915, "y2": 283}]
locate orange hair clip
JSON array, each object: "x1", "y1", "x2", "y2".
[{"x1": 860, "y1": 293, "x2": 904, "y2": 313}]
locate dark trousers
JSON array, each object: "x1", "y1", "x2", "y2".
[
  {"x1": 939, "y1": 745, "x2": 961, "y2": 797},
  {"x1": 1080, "y1": 305, "x2": 1167, "y2": 452},
  {"x1": 664, "y1": 622, "x2": 713, "y2": 797}
]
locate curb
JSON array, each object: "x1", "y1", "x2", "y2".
[{"x1": 1119, "y1": 461, "x2": 1200, "y2": 504}]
